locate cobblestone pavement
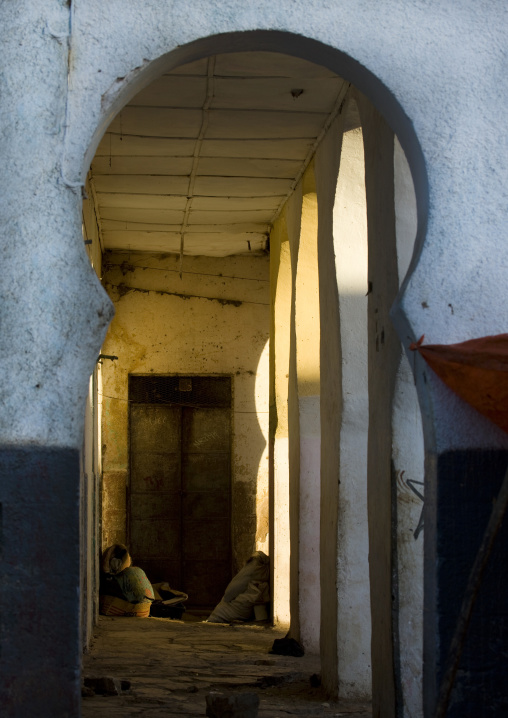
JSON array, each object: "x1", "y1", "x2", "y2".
[{"x1": 82, "y1": 615, "x2": 372, "y2": 717}]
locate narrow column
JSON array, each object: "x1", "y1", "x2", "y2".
[
  {"x1": 295, "y1": 167, "x2": 321, "y2": 654},
  {"x1": 315, "y1": 112, "x2": 345, "y2": 695},
  {"x1": 270, "y1": 212, "x2": 292, "y2": 627},
  {"x1": 357, "y1": 91, "x2": 400, "y2": 717},
  {"x1": 286, "y1": 185, "x2": 303, "y2": 640},
  {"x1": 332, "y1": 100, "x2": 371, "y2": 699}
]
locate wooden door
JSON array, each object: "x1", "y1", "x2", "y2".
[{"x1": 128, "y1": 377, "x2": 231, "y2": 608}]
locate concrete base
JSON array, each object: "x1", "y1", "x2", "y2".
[
  {"x1": 0, "y1": 446, "x2": 81, "y2": 718},
  {"x1": 428, "y1": 450, "x2": 508, "y2": 717}
]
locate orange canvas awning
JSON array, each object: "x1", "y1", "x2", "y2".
[{"x1": 410, "y1": 333, "x2": 508, "y2": 435}]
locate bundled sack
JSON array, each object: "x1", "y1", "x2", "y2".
[
  {"x1": 207, "y1": 551, "x2": 270, "y2": 623},
  {"x1": 100, "y1": 544, "x2": 154, "y2": 618},
  {"x1": 207, "y1": 580, "x2": 269, "y2": 623},
  {"x1": 223, "y1": 551, "x2": 269, "y2": 602}
]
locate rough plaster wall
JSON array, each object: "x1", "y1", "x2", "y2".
[
  {"x1": 333, "y1": 104, "x2": 371, "y2": 698},
  {"x1": 296, "y1": 181, "x2": 321, "y2": 655},
  {"x1": 0, "y1": 2, "x2": 113, "y2": 449},
  {"x1": 100, "y1": 252, "x2": 269, "y2": 575},
  {"x1": 315, "y1": 113, "x2": 345, "y2": 696},
  {"x1": 393, "y1": 138, "x2": 424, "y2": 718},
  {"x1": 270, "y1": 213, "x2": 292, "y2": 627}
]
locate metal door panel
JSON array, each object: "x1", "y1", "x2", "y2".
[
  {"x1": 181, "y1": 406, "x2": 231, "y2": 605},
  {"x1": 130, "y1": 452, "x2": 181, "y2": 493},
  {"x1": 129, "y1": 379, "x2": 232, "y2": 608},
  {"x1": 183, "y1": 519, "x2": 230, "y2": 560},
  {"x1": 182, "y1": 408, "x2": 231, "y2": 452},
  {"x1": 182, "y1": 454, "x2": 230, "y2": 491},
  {"x1": 185, "y1": 560, "x2": 231, "y2": 607},
  {"x1": 130, "y1": 494, "x2": 180, "y2": 521},
  {"x1": 129, "y1": 403, "x2": 182, "y2": 585},
  {"x1": 130, "y1": 404, "x2": 181, "y2": 452},
  {"x1": 182, "y1": 491, "x2": 229, "y2": 520},
  {"x1": 130, "y1": 517, "x2": 181, "y2": 558}
]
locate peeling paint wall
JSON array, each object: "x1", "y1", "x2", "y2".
[{"x1": 100, "y1": 251, "x2": 269, "y2": 577}]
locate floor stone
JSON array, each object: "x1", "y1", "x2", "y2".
[{"x1": 82, "y1": 616, "x2": 372, "y2": 717}]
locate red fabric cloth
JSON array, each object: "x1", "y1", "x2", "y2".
[{"x1": 410, "y1": 333, "x2": 508, "y2": 435}]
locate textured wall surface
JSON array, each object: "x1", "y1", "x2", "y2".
[{"x1": 0, "y1": 447, "x2": 81, "y2": 718}]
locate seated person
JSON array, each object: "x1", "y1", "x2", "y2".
[{"x1": 99, "y1": 544, "x2": 154, "y2": 617}]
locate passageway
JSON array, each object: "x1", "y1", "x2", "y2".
[
  {"x1": 82, "y1": 616, "x2": 372, "y2": 717},
  {"x1": 82, "y1": 47, "x2": 422, "y2": 715}
]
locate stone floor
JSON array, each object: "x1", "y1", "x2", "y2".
[{"x1": 82, "y1": 615, "x2": 372, "y2": 717}]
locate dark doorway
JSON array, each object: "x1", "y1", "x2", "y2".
[{"x1": 128, "y1": 375, "x2": 232, "y2": 608}]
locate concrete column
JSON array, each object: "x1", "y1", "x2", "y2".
[
  {"x1": 270, "y1": 212, "x2": 292, "y2": 627},
  {"x1": 315, "y1": 112, "x2": 345, "y2": 696},
  {"x1": 332, "y1": 100, "x2": 371, "y2": 699},
  {"x1": 295, "y1": 167, "x2": 321, "y2": 655},
  {"x1": 286, "y1": 184, "x2": 303, "y2": 640},
  {"x1": 356, "y1": 91, "x2": 401, "y2": 717}
]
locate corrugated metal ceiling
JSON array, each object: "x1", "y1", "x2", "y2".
[{"x1": 90, "y1": 52, "x2": 347, "y2": 257}]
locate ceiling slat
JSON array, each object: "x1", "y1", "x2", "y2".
[
  {"x1": 213, "y1": 52, "x2": 338, "y2": 78},
  {"x1": 206, "y1": 109, "x2": 328, "y2": 139},
  {"x1": 211, "y1": 77, "x2": 345, "y2": 113},
  {"x1": 193, "y1": 176, "x2": 290, "y2": 197},
  {"x1": 190, "y1": 196, "x2": 283, "y2": 211},
  {"x1": 92, "y1": 156, "x2": 194, "y2": 175},
  {"x1": 103, "y1": 231, "x2": 267, "y2": 256},
  {"x1": 92, "y1": 51, "x2": 346, "y2": 258},
  {"x1": 97, "y1": 193, "x2": 188, "y2": 210},
  {"x1": 108, "y1": 107, "x2": 327, "y2": 140},
  {"x1": 95, "y1": 136, "x2": 196, "y2": 157},
  {"x1": 108, "y1": 108, "x2": 203, "y2": 138},
  {"x1": 200, "y1": 138, "x2": 311, "y2": 160},
  {"x1": 93, "y1": 175, "x2": 189, "y2": 195},
  {"x1": 101, "y1": 221, "x2": 270, "y2": 233},
  {"x1": 99, "y1": 208, "x2": 274, "y2": 225},
  {"x1": 132, "y1": 76, "x2": 207, "y2": 107},
  {"x1": 196, "y1": 157, "x2": 300, "y2": 178},
  {"x1": 96, "y1": 135, "x2": 312, "y2": 160}
]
